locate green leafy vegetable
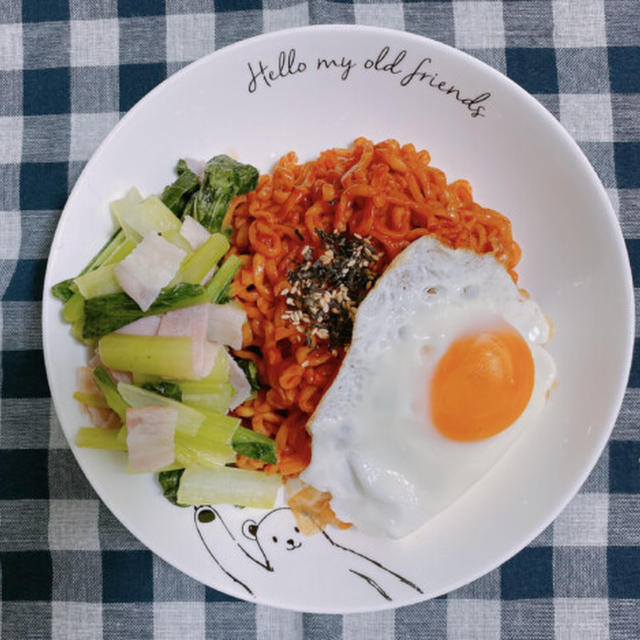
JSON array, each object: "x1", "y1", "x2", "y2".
[
  {"x1": 51, "y1": 229, "x2": 128, "y2": 302},
  {"x1": 176, "y1": 233, "x2": 229, "y2": 285},
  {"x1": 215, "y1": 282, "x2": 232, "y2": 304},
  {"x1": 232, "y1": 426, "x2": 277, "y2": 464},
  {"x1": 62, "y1": 292, "x2": 93, "y2": 345},
  {"x1": 145, "y1": 379, "x2": 274, "y2": 464},
  {"x1": 136, "y1": 369, "x2": 271, "y2": 464},
  {"x1": 84, "y1": 228, "x2": 127, "y2": 269},
  {"x1": 117, "y1": 196, "x2": 182, "y2": 242},
  {"x1": 158, "y1": 469, "x2": 186, "y2": 506},
  {"x1": 197, "y1": 411, "x2": 239, "y2": 447},
  {"x1": 185, "y1": 155, "x2": 258, "y2": 233},
  {"x1": 175, "y1": 430, "x2": 235, "y2": 469},
  {"x1": 83, "y1": 282, "x2": 208, "y2": 338},
  {"x1": 161, "y1": 160, "x2": 201, "y2": 216},
  {"x1": 117, "y1": 382, "x2": 205, "y2": 437},
  {"x1": 142, "y1": 381, "x2": 183, "y2": 403},
  {"x1": 100, "y1": 334, "x2": 203, "y2": 380},
  {"x1": 62, "y1": 292, "x2": 84, "y2": 323},
  {"x1": 233, "y1": 357, "x2": 261, "y2": 392},
  {"x1": 74, "y1": 264, "x2": 122, "y2": 299},
  {"x1": 181, "y1": 382, "x2": 234, "y2": 414},
  {"x1": 130, "y1": 347, "x2": 229, "y2": 387},
  {"x1": 110, "y1": 187, "x2": 142, "y2": 222},
  {"x1": 205, "y1": 254, "x2": 243, "y2": 303},
  {"x1": 93, "y1": 366, "x2": 129, "y2": 422},
  {"x1": 73, "y1": 392, "x2": 108, "y2": 408},
  {"x1": 177, "y1": 466, "x2": 281, "y2": 509},
  {"x1": 76, "y1": 427, "x2": 128, "y2": 451},
  {"x1": 51, "y1": 279, "x2": 75, "y2": 302}
]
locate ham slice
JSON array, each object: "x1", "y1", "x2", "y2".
[
  {"x1": 87, "y1": 406, "x2": 121, "y2": 430},
  {"x1": 77, "y1": 366, "x2": 100, "y2": 395},
  {"x1": 126, "y1": 406, "x2": 177, "y2": 473},
  {"x1": 226, "y1": 351, "x2": 252, "y2": 409},
  {"x1": 158, "y1": 303, "x2": 208, "y2": 338},
  {"x1": 77, "y1": 366, "x2": 122, "y2": 429},
  {"x1": 199, "y1": 342, "x2": 219, "y2": 380},
  {"x1": 116, "y1": 315, "x2": 161, "y2": 336},
  {"x1": 180, "y1": 216, "x2": 210, "y2": 251},
  {"x1": 106, "y1": 369, "x2": 133, "y2": 385},
  {"x1": 157, "y1": 304, "x2": 217, "y2": 379},
  {"x1": 86, "y1": 353, "x2": 133, "y2": 385},
  {"x1": 114, "y1": 232, "x2": 186, "y2": 312},
  {"x1": 207, "y1": 303, "x2": 246, "y2": 350}
]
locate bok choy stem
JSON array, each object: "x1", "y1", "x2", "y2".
[
  {"x1": 76, "y1": 427, "x2": 127, "y2": 451},
  {"x1": 51, "y1": 229, "x2": 129, "y2": 302},
  {"x1": 205, "y1": 255, "x2": 243, "y2": 303}
]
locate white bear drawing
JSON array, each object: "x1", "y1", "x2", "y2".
[{"x1": 193, "y1": 505, "x2": 423, "y2": 602}]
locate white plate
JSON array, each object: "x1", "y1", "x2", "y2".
[{"x1": 42, "y1": 25, "x2": 634, "y2": 613}]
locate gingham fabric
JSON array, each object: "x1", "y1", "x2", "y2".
[{"x1": 0, "y1": 1, "x2": 638, "y2": 638}]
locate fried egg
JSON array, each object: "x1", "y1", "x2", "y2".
[{"x1": 300, "y1": 236, "x2": 556, "y2": 538}]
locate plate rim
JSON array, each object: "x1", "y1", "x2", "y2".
[{"x1": 41, "y1": 24, "x2": 635, "y2": 613}]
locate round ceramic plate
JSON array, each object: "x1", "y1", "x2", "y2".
[{"x1": 42, "y1": 25, "x2": 634, "y2": 613}]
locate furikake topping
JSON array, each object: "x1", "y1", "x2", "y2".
[{"x1": 281, "y1": 230, "x2": 381, "y2": 348}]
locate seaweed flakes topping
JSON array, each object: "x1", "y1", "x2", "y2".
[{"x1": 281, "y1": 230, "x2": 381, "y2": 348}]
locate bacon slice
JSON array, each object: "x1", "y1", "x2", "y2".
[
  {"x1": 116, "y1": 315, "x2": 162, "y2": 336},
  {"x1": 207, "y1": 303, "x2": 246, "y2": 350},
  {"x1": 114, "y1": 232, "x2": 186, "y2": 312},
  {"x1": 86, "y1": 353, "x2": 133, "y2": 385},
  {"x1": 88, "y1": 353, "x2": 101, "y2": 369},
  {"x1": 180, "y1": 215, "x2": 210, "y2": 251},
  {"x1": 77, "y1": 366, "x2": 100, "y2": 395},
  {"x1": 157, "y1": 304, "x2": 217, "y2": 379},
  {"x1": 87, "y1": 406, "x2": 121, "y2": 430},
  {"x1": 106, "y1": 369, "x2": 133, "y2": 385},
  {"x1": 126, "y1": 406, "x2": 177, "y2": 473},
  {"x1": 77, "y1": 366, "x2": 122, "y2": 429},
  {"x1": 200, "y1": 342, "x2": 219, "y2": 380},
  {"x1": 226, "y1": 351, "x2": 252, "y2": 409}
]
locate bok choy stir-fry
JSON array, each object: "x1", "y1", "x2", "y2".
[{"x1": 52, "y1": 155, "x2": 282, "y2": 509}]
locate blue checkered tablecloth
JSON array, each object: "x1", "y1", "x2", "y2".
[{"x1": 1, "y1": 1, "x2": 638, "y2": 638}]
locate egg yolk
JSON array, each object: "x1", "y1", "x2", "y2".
[{"x1": 430, "y1": 326, "x2": 535, "y2": 441}]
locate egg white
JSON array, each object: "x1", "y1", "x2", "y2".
[{"x1": 300, "y1": 236, "x2": 556, "y2": 538}]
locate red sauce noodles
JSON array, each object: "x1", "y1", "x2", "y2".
[{"x1": 227, "y1": 137, "x2": 520, "y2": 478}]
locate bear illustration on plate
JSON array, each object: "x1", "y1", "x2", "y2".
[{"x1": 193, "y1": 505, "x2": 423, "y2": 601}]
